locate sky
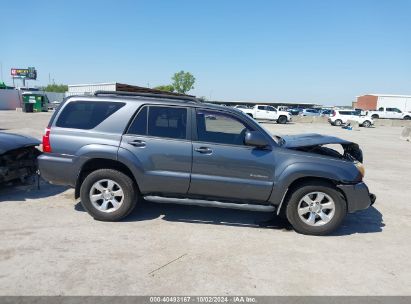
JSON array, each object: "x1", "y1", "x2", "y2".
[{"x1": 1, "y1": 0, "x2": 410, "y2": 105}]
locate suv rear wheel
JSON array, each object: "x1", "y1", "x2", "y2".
[
  {"x1": 80, "y1": 169, "x2": 138, "y2": 221},
  {"x1": 285, "y1": 182, "x2": 347, "y2": 235},
  {"x1": 334, "y1": 119, "x2": 342, "y2": 126}
]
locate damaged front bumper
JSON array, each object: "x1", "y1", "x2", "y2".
[{"x1": 337, "y1": 182, "x2": 376, "y2": 213}]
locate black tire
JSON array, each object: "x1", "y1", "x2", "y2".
[
  {"x1": 362, "y1": 120, "x2": 371, "y2": 128},
  {"x1": 80, "y1": 169, "x2": 138, "y2": 221},
  {"x1": 285, "y1": 182, "x2": 347, "y2": 235},
  {"x1": 371, "y1": 114, "x2": 379, "y2": 119},
  {"x1": 277, "y1": 115, "x2": 287, "y2": 124},
  {"x1": 334, "y1": 119, "x2": 342, "y2": 126},
  {"x1": 403, "y1": 116, "x2": 411, "y2": 120},
  {"x1": 247, "y1": 113, "x2": 254, "y2": 118}
]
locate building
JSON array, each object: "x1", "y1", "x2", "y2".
[
  {"x1": 356, "y1": 94, "x2": 411, "y2": 112},
  {"x1": 67, "y1": 82, "x2": 189, "y2": 97},
  {"x1": 0, "y1": 89, "x2": 21, "y2": 110},
  {"x1": 208, "y1": 100, "x2": 320, "y2": 109}
]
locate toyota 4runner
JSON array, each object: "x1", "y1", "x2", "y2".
[{"x1": 38, "y1": 91, "x2": 376, "y2": 235}]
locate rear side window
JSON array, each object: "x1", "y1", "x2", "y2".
[
  {"x1": 339, "y1": 111, "x2": 351, "y2": 115},
  {"x1": 127, "y1": 106, "x2": 148, "y2": 135},
  {"x1": 127, "y1": 106, "x2": 187, "y2": 140},
  {"x1": 56, "y1": 101, "x2": 125, "y2": 129}
]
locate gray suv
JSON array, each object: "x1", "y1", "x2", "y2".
[{"x1": 38, "y1": 91, "x2": 375, "y2": 235}]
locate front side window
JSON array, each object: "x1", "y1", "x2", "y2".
[
  {"x1": 196, "y1": 110, "x2": 253, "y2": 146},
  {"x1": 128, "y1": 106, "x2": 187, "y2": 139},
  {"x1": 56, "y1": 101, "x2": 125, "y2": 129}
]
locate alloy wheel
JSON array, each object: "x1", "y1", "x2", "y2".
[
  {"x1": 297, "y1": 192, "x2": 336, "y2": 226},
  {"x1": 89, "y1": 179, "x2": 124, "y2": 213}
]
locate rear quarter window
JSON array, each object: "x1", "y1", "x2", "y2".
[{"x1": 56, "y1": 101, "x2": 125, "y2": 129}]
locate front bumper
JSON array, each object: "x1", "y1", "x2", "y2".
[{"x1": 337, "y1": 182, "x2": 376, "y2": 213}]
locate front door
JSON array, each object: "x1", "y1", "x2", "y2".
[
  {"x1": 189, "y1": 109, "x2": 275, "y2": 203},
  {"x1": 120, "y1": 105, "x2": 192, "y2": 195}
]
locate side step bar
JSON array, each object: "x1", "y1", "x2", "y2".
[{"x1": 144, "y1": 196, "x2": 275, "y2": 212}]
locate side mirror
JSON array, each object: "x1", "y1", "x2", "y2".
[{"x1": 244, "y1": 131, "x2": 269, "y2": 148}]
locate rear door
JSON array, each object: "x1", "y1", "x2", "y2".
[
  {"x1": 120, "y1": 105, "x2": 192, "y2": 195},
  {"x1": 189, "y1": 108, "x2": 275, "y2": 203},
  {"x1": 255, "y1": 105, "x2": 268, "y2": 119},
  {"x1": 338, "y1": 111, "x2": 351, "y2": 123}
]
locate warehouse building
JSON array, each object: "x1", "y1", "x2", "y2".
[
  {"x1": 356, "y1": 94, "x2": 411, "y2": 112},
  {"x1": 67, "y1": 82, "x2": 189, "y2": 97},
  {"x1": 208, "y1": 100, "x2": 320, "y2": 109},
  {"x1": 66, "y1": 82, "x2": 321, "y2": 109}
]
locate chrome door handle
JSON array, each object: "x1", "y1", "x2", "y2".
[
  {"x1": 194, "y1": 147, "x2": 212, "y2": 154},
  {"x1": 128, "y1": 140, "x2": 146, "y2": 147}
]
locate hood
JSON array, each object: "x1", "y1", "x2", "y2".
[
  {"x1": 280, "y1": 133, "x2": 364, "y2": 163},
  {"x1": 281, "y1": 133, "x2": 352, "y2": 148},
  {"x1": 0, "y1": 132, "x2": 41, "y2": 155}
]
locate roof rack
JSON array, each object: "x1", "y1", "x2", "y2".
[{"x1": 94, "y1": 90, "x2": 200, "y2": 103}]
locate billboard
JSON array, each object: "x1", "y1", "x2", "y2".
[{"x1": 11, "y1": 67, "x2": 37, "y2": 80}]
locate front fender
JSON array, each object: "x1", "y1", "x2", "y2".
[{"x1": 269, "y1": 150, "x2": 360, "y2": 206}]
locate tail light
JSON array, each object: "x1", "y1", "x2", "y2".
[
  {"x1": 42, "y1": 127, "x2": 52, "y2": 153},
  {"x1": 331, "y1": 110, "x2": 336, "y2": 117}
]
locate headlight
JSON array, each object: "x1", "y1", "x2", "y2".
[{"x1": 354, "y1": 162, "x2": 365, "y2": 178}]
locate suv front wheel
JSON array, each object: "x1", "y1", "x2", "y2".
[
  {"x1": 285, "y1": 182, "x2": 347, "y2": 235},
  {"x1": 277, "y1": 115, "x2": 287, "y2": 124},
  {"x1": 80, "y1": 169, "x2": 138, "y2": 221}
]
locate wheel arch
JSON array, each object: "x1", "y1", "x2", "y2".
[
  {"x1": 275, "y1": 176, "x2": 347, "y2": 216},
  {"x1": 277, "y1": 115, "x2": 288, "y2": 124}
]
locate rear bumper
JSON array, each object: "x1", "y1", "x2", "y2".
[
  {"x1": 38, "y1": 154, "x2": 78, "y2": 187},
  {"x1": 337, "y1": 182, "x2": 376, "y2": 213}
]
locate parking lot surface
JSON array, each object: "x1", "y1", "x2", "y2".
[{"x1": 1, "y1": 111, "x2": 410, "y2": 295}]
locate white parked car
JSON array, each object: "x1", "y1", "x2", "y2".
[
  {"x1": 329, "y1": 110, "x2": 374, "y2": 128},
  {"x1": 238, "y1": 105, "x2": 291, "y2": 124},
  {"x1": 367, "y1": 107, "x2": 411, "y2": 120}
]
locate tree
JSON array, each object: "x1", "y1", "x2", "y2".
[
  {"x1": 153, "y1": 84, "x2": 175, "y2": 92},
  {"x1": 171, "y1": 71, "x2": 195, "y2": 94},
  {"x1": 43, "y1": 84, "x2": 68, "y2": 93}
]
